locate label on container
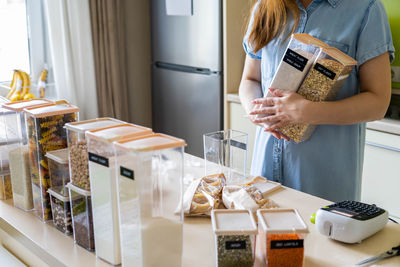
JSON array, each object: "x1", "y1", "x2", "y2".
[
  {"x1": 120, "y1": 166, "x2": 134, "y2": 180},
  {"x1": 88, "y1": 152, "x2": 109, "y2": 167},
  {"x1": 225, "y1": 240, "x2": 246, "y2": 250},
  {"x1": 283, "y1": 48, "x2": 308, "y2": 72},
  {"x1": 270, "y1": 239, "x2": 304, "y2": 249},
  {"x1": 230, "y1": 139, "x2": 247, "y2": 150},
  {"x1": 314, "y1": 63, "x2": 336, "y2": 80}
]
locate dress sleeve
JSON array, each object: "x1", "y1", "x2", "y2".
[
  {"x1": 243, "y1": 1, "x2": 262, "y2": 60},
  {"x1": 356, "y1": 0, "x2": 395, "y2": 66}
]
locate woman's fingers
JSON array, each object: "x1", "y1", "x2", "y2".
[
  {"x1": 252, "y1": 97, "x2": 276, "y2": 106},
  {"x1": 249, "y1": 106, "x2": 275, "y2": 115},
  {"x1": 253, "y1": 114, "x2": 283, "y2": 124}
]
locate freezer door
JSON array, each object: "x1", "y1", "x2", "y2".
[
  {"x1": 152, "y1": 66, "x2": 222, "y2": 157},
  {"x1": 151, "y1": 0, "x2": 222, "y2": 71}
]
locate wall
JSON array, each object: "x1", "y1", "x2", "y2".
[{"x1": 123, "y1": 0, "x2": 152, "y2": 127}]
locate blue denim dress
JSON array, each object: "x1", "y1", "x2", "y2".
[{"x1": 243, "y1": 0, "x2": 395, "y2": 201}]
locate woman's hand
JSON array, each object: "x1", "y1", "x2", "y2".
[{"x1": 249, "y1": 88, "x2": 311, "y2": 134}]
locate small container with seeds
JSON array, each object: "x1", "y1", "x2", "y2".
[
  {"x1": 48, "y1": 187, "x2": 73, "y2": 235},
  {"x1": 46, "y1": 148, "x2": 70, "y2": 197},
  {"x1": 24, "y1": 103, "x2": 79, "y2": 222},
  {"x1": 279, "y1": 47, "x2": 357, "y2": 142},
  {"x1": 67, "y1": 182, "x2": 95, "y2": 251},
  {"x1": 211, "y1": 209, "x2": 257, "y2": 267},
  {"x1": 64, "y1": 118, "x2": 125, "y2": 191},
  {"x1": 257, "y1": 208, "x2": 309, "y2": 267}
]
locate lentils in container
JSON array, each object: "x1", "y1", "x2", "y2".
[
  {"x1": 24, "y1": 103, "x2": 78, "y2": 222},
  {"x1": 211, "y1": 209, "x2": 257, "y2": 267},
  {"x1": 67, "y1": 182, "x2": 95, "y2": 251},
  {"x1": 257, "y1": 208, "x2": 309, "y2": 267},
  {"x1": 46, "y1": 148, "x2": 70, "y2": 196},
  {"x1": 48, "y1": 188, "x2": 73, "y2": 235},
  {"x1": 279, "y1": 47, "x2": 357, "y2": 142},
  {"x1": 86, "y1": 124, "x2": 152, "y2": 265},
  {"x1": 64, "y1": 118, "x2": 124, "y2": 191}
]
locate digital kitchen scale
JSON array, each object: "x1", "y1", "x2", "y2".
[{"x1": 314, "y1": 200, "x2": 388, "y2": 243}]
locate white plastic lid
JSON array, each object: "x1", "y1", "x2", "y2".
[
  {"x1": 24, "y1": 103, "x2": 79, "y2": 118},
  {"x1": 48, "y1": 187, "x2": 70, "y2": 202},
  {"x1": 257, "y1": 208, "x2": 309, "y2": 234},
  {"x1": 115, "y1": 133, "x2": 186, "y2": 152},
  {"x1": 46, "y1": 148, "x2": 69, "y2": 164},
  {"x1": 0, "y1": 107, "x2": 13, "y2": 115},
  {"x1": 85, "y1": 124, "x2": 152, "y2": 143},
  {"x1": 66, "y1": 182, "x2": 91, "y2": 197},
  {"x1": 64, "y1": 118, "x2": 125, "y2": 133},
  {"x1": 211, "y1": 209, "x2": 257, "y2": 235},
  {"x1": 3, "y1": 99, "x2": 53, "y2": 111}
]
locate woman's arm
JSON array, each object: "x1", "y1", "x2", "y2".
[{"x1": 250, "y1": 52, "x2": 392, "y2": 130}]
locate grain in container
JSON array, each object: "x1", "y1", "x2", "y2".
[
  {"x1": 46, "y1": 148, "x2": 70, "y2": 197},
  {"x1": 67, "y1": 182, "x2": 95, "y2": 251},
  {"x1": 211, "y1": 209, "x2": 257, "y2": 267},
  {"x1": 86, "y1": 124, "x2": 152, "y2": 265},
  {"x1": 24, "y1": 103, "x2": 78, "y2": 221},
  {"x1": 65, "y1": 118, "x2": 125, "y2": 191},
  {"x1": 257, "y1": 208, "x2": 309, "y2": 267},
  {"x1": 114, "y1": 133, "x2": 186, "y2": 267},
  {"x1": 279, "y1": 47, "x2": 357, "y2": 143},
  {"x1": 48, "y1": 187, "x2": 73, "y2": 235}
]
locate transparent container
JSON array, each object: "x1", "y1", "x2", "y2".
[
  {"x1": 65, "y1": 118, "x2": 125, "y2": 191},
  {"x1": 211, "y1": 209, "x2": 257, "y2": 267},
  {"x1": 0, "y1": 174, "x2": 13, "y2": 200},
  {"x1": 48, "y1": 188, "x2": 73, "y2": 235},
  {"x1": 203, "y1": 129, "x2": 248, "y2": 184},
  {"x1": 24, "y1": 103, "x2": 79, "y2": 222},
  {"x1": 3, "y1": 99, "x2": 53, "y2": 211},
  {"x1": 46, "y1": 149, "x2": 70, "y2": 197},
  {"x1": 67, "y1": 183, "x2": 95, "y2": 251},
  {"x1": 86, "y1": 124, "x2": 152, "y2": 265},
  {"x1": 114, "y1": 133, "x2": 186, "y2": 267},
  {"x1": 257, "y1": 208, "x2": 309, "y2": 267},
  {"x1": 279, "y1": 47, "x2": 357, "y2": 143}
]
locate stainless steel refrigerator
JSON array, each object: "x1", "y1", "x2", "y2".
[{"x1": 151, "y1": 0, "x2": 222, "y2": 157}]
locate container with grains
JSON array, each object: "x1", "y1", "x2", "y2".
[
  {"x1": 279, "y1": 47, "x2": 357, "y2": 142},
  {"x1": 46, "y1": 148, "x2": 70, "y2": 196},
  {"x1": 86, "y1": 124, "x2": 152, "y2": 265},
  {"x1": 24, "y1": 103, "x2": 78, "y2": 222},
  {"x1": 211, "y1": 209, "x2": 257, "y2": 267},
  {"x1": 48, "y1": 187, "x2": 73, "y2": 235},
  {"x1": 114, "y1": 133, "x2": 186, "y2": 267},
  {"x1": 64, "y1": 118, "x2": 124, "y2": 191},
  {"x1": 257, "y1": 208, "x2": 309, "y2": 267}
]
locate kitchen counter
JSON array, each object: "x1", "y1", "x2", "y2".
[{"x1": 1, "y1": 154, "x2": 400, "y2": 266}]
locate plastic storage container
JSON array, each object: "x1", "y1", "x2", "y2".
[
  {"x1": 211, "y1": 209, "x2": 257, "y2": 267},
  {"x1": 86, "y1": 124, "x2": 152, "y2": 265},
  {"x1": 114, "y1": 133, "x2": 186, "y2": 267},
  {"x1": 257, "y1": 208, "x2": 309, "y2": 267},
  {"x1": 25, "y1": 103, "x2": 78, "y2": 221},
  {"x1": 48, "y1": 188, "x2": 73, "y2": 235},
  {"x1": 279, "y1": 47, "x2": 357, "y2": 143},
  {"x1": 203, "y1": 129, "x2": 248, "y2": 184},
  {"x1": 3, "y1": 99, "x2": 53, "y2": 210},
  {"x1": 67, "y1": 183, "x2": 95, "y2": 251},
  {"x1": 65, "y1": 118, "x2": 125, "y2": 191},
  {"x1": 46, "y1": 149, "x2": 70, "y2": 196}
]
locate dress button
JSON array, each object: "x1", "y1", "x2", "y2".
[{"x1": 275, "y1": 148, "x2": 281, "y2": 153}]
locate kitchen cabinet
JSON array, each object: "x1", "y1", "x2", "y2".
[{"x1": 361, "y1": 129, "x2": 400, "y2": 219}]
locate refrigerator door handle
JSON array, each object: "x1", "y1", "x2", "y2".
[{"x1": 155, "y1": 62, "x2": 215, "y2": 75}]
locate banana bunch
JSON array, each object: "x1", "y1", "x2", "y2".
[{"x1": 5, "y1": 70, "x2": 35, "y2": 101}]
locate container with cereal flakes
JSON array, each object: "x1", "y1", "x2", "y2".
[
  {"x1": 114, "y1": 133, "x2": 186, "y2": 267},
  {"x1": 24, "y1": 103, "x2": 78, "y2": 222},
  {"x1": 46, "y1": 148, "x2": 70, "y2": 197},
  {"x1": 64, "y1": 118, "x2": 124, "y2": 191},
  {"x1": 279, "y1": 47, "x2": 357, "y2": 143},
  {"x1": 86, "y1": 124, "x2": 152, "y2": 265},
  {"x1": 211, "y1": 209, "x2": 257, "y2": 267},
  {"x1": 257, "y1": 208, "x2": 309, "y2": 267}
]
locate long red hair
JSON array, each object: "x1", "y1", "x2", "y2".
[{"x1": 247, "y1": 0, "x2": 300, "y2": 52}]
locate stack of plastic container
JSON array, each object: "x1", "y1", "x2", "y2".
[
  {"x1": 24, "y1": 103, "x2": 79, "y2": 221},
  {"x1": 114, "y1": 133, "x2": 186, "y2": 267},
  {"x1": 84, "y1": 124, "x2": 152, "y2": 263},
  {"x1": 3, "y1": 99, "x2": 53, "y2": 210}
]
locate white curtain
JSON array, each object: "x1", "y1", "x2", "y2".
[{"x1": 44, "y1": 0, "x2": 98, "y2": 120}]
